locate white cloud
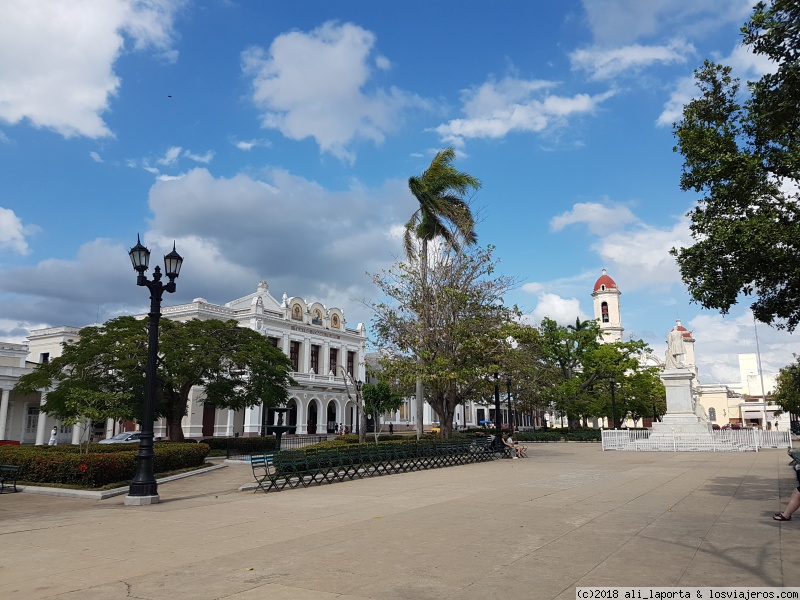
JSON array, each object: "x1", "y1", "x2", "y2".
[
  {"x1": 184, "y1": 149, "x2": 213, "y2": 164},
  {"x1": 581, "y1": 0, "x2": 753, "y2": 46},
  {"x1": 435, "y1": 76, "x2": 614, "y2": 147},
  {"x1": 0, "y1": 0, "x2": 184, "y2": 138},
  {"x1": 571, "y1": 39, "x2": 694, "y2": 80},
  {"x1": 0, "y1": 207, "x2": 36, "y2": 254},
  {"x1": 234, "y1": 139, "x2": 270, "y2": 151},
  {"x1": 89, "y1": 151, "x2": 103, "y2": 163},
  {"x1": 656, "y1": 74, "x2": 696, "y2": 127},
  {"x1": 242, "y1": 21, "x2": 426, "y2": 162},
  {"x1": 157, "y1": 146, "x2": 182, "y2": 166},
  {"x1": 688, "y1": 310, "x2": 797, "y2": 384},
  {"x1": 551, "y1": 200, "x2": 693, "y2": 291},
  {"x1": 525, "y1": 292, "x2": 590, "y2": 326},
  {"x1": 550, "y1": 201, "x2": 639, "y2": 235},
  {"x1": 590, "y1": 217, "x2": 692, "y2": 290},
  {"x1": 0, "y1": 167, "x2": 418, "y2": 336}
]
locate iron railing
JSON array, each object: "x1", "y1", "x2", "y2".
[
  {"x1": 226, "y1": 435, "x2": 330, "y2": 460},
  {"x1": 601, "y1": 428, "x2": 793, "y2": 452}
]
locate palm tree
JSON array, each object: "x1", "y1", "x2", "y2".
[
  {"x1": 404, "y1": 147, "x2": 481, "y2": 260},
  {"x1": 404, "y1": 148, "x2": 481, "y2": 437}
]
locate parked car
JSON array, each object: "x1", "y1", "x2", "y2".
[
  {"x1": 98, "y1": 432, "x2": 143, "y2": 444},
  {"x1": 430, "y1": 424, "x2": 442, "y2": 435}
]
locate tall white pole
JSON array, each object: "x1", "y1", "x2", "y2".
[{"x1": 753, "y1": 316, "x2": 769, "y2": 428}]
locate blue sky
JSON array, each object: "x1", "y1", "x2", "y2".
[{"x1": 0, "y1": 0, "x2": 793, "y2": 384}]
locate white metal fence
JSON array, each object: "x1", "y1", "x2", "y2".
[{"x1": 601, "y1": 428, "x2": 793, "y2": 452}]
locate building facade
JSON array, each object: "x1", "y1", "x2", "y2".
[{"x1": 0, "y1": 281, "x2": 369, "y2": 443}]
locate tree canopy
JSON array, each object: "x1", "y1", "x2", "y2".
[
  {"x1": 672, "y1": 0, "x2": 800, "y2": 330},
  {"x1": 537, "y1": 317, "x2": 665, "y2": 427},
  {"x1": 772, "y1": 356, "x2": 800, "y2": 416},
  {"x1": 15, "y1": 316, "x2": 295, "y2": 440},
  {"x1": 371, "y1": 243, "x2": 518, "y2": 439},
  {"x1": 404, "y1": 147, "x2": 481, "y2": 438}
]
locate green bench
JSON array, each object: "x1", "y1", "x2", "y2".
[
  {"x1": 250, "y1": 439, "x2": 498, "y2": 494},
  {"x1": 0, "y1": 464, "x2": 20, "y2": 493}
]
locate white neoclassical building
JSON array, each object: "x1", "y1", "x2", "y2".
[
  {"x1": 158, "y1": 280, "x2": 367, "y2": 438},
  {"x1": 0, "y1": 280, "x2": 368, "y2": 443}
]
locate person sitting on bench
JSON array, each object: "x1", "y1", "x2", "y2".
[{"x1": 503, "y1": 434, "x2": 523, "y2": 459}]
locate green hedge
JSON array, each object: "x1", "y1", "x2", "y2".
[
  {"x1": 515, "y1": 432, "x2": 563, "y2": 442},
  {"x1": 0, "y1": 443, "x2": 209, "y2": 488},
  {"x1": 565, "y1": 429, "x2": 602, "y2": 442},
  {"x1": 200, "y1": 436, "x2": 278, "y2": 453}
]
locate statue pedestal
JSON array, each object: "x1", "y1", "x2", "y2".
[{"x1": 648, "y1": 368, "x2": 712, "y2": 444}]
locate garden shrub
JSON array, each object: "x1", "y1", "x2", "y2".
[
  {"x1": 565, "y1": 429, "x2": 602, "y2": 442},
  {"x1": 0, "y1": 443, "x2": 209, "y2": 488},
  {"x1": 515, "y1": 432, "x2": 563, "y2": 442}
]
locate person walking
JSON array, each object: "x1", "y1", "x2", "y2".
[
  {"x1": 389, "y1": 422, "x2": 394, "y2": 435},
  {"x1": 48, "y1": 426, "x2": 58, "y2": 446}
]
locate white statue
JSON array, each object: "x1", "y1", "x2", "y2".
[{"x1": 665, "y1": 321, "x2": 686, "y2": 369}]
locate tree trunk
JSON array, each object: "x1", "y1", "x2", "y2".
[
  {"x1": 415, "y1": 377, "x2": 424, "y2": 439},
  {"x1": 166, "y1": 393, "x2": 187, "y2": 441},
  {"x1": 416, "y1": 239, "x2": 429, "y2": 440}
]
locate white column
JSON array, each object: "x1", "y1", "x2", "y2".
[
  {"x1": 35, "y1": 392, "x2": 48, "y2": 445},
  {"x1": 71, "y1": 422, "x2": 82, "y2": 444},
  {"x1": 282, "y1": 333, "x2": 290, "y2": 356},
  {"x1": 323, "y1": 341, "x2": 331, "y2": 375},
  {"x1": 105, "y1": 418, "x2": 115, "y2": 439},
  {"x1": 244, "y1": 405, "x2": 260, "y2": 436},
  {"x1": 224, "y1": 409, "x2": 235, "y2": 436},
  {"x1": 302, "y1": 337, "x2": 311, "y2": 373},
  {"x1": 154, "y1": 418, "x2": 167, "y2": 439},
  {"x1": 0, "y1": 389, "x2": 10, "y2": 440}
]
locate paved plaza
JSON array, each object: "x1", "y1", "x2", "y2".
[{"x1": 1, "y1": 443, "x2": 798, "y2": 599}]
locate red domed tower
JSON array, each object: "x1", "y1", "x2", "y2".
[{"x1": 592, "y1": 269, "x2": 623, "y2": 343}]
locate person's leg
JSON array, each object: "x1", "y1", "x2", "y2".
[{"x1": 774, "y1": 487, "x2": 800, "y2": 520}]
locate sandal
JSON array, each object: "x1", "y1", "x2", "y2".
[{"x1": 773, "y1": 513, "x2": 791, "y2": 521}]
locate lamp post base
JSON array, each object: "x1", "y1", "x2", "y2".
[{"x1": 124, "y1": 494, "x2": 160, "y2": 506}]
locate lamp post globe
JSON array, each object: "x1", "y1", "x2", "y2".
[{"x1": 125, "y1": 236, "x2": 182, "y2": 506}]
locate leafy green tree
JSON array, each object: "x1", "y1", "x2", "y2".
[
  {"x1": 499, "y1": 322, "x2": 562, "y2": 429},
  {"x1": 404, "y1": 148, "x2": 481, "y2": 437},
  {"x1": 773, "y1": 357, "x2": 800, "y2": 417},
  {"x1": 372, "y1": 243, "x2": 517, "y2": 439},
  {"x1": 15, "y1": 316, "x2": 295, "y2": 441},
  {"x1": 538, "y1": 317, "x2": 601, "y2": 426},
  {"x1": 362, "y1": 380, "x2": 404, "y2": 441},
  {"x1": 537, "y1": 317, "x2": 661, "y2": 427},
  {"x1": 672, "y1": 1, "x2": 800, "y2": 330}
]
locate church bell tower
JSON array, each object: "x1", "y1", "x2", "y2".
[{"x1": 592, "y1": 269, "x2": 623, "y2": 343}]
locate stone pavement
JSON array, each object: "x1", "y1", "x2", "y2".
[{"x1": 0, "y1": 443, "x2": 798, "y2": 599}]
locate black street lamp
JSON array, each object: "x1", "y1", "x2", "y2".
[
  {"x1": 494, "y1": 372, "x2": 503, "y2": 450},
  {"x1": 609, "y1": 377, "x2": 618, "y2": 430},
  {"x1": 506, "y1": 377, "x2": 513, "y2": 432},
  {"x1": 356, "y1": 380, "x2": 363, "y2": 435},
  {"x1": 126, "y1": 236, "x2": 183, "y2": 506}
]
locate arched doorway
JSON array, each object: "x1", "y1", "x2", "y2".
[
  {"x1": 288, "y1": 400, "x2": 298, "y2": 435},
  {"x1": 326, "y1": 401, "x2": 337, "y2": 433},
  {"x1": 307, "y1": 400, "x2": 318, "y2": 435}
]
